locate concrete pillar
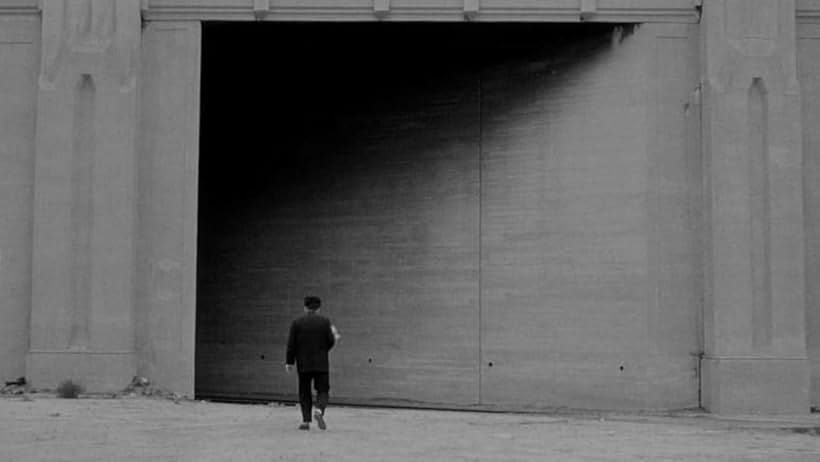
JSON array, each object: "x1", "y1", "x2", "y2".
[
  {"x1": 701, "y1": 0, "x2": 810, "y2": 413},
  {"x1": 137, "y1": 21, "x2": 201, "y2": 396},
  {"x1": 0, "y1": 12, "x2": 38, "y2": 385},
  {"x1": 27, "y1": 0, "x2": 141, "y2": 392}
]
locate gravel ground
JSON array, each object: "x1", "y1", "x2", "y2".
[{"x1": 1, "y1": 396, "x2": 819, "y2": 461}]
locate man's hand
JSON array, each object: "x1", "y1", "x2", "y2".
[
  {"x1": 331, "y1": 325, "x2": 341, "y2": 342},
  {"x1": 285, "y1": 364, "x2": 293, "y2": 374}
]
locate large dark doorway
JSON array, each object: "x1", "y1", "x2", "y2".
[{"x1": 195, "y1": 22, "x2": 680, "y2": 409}]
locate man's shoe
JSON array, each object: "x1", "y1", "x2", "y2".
[
  {"x1": 314, "y1": 409, "x2": 326, "y2": 430},
  {"x1": 298, "y1": 423, "x2": 310, "y2": 431}
]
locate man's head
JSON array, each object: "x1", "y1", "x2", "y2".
[{"x1": 304, "y1": 296, "x2": 321, "y2": 312}]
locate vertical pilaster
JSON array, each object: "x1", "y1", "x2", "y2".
[
  {"x1": 701, "y1": 0, "x2": 809, "y2": 413},
  {"x1": 27, "y1": 0, "x2": 140, "y2": 392},
  {"x1": 137, "y1": 21, "x2": 201, "y2": 397}
]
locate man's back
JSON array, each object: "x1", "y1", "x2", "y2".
[{"x1": 286, "y1": 313, "x2": 335, "y2": 372}]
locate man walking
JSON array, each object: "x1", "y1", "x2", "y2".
[{"x1": 285, "y1": 296, "x2": 340, "y2": 430}]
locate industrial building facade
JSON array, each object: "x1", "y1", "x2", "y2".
[{"x1": 0, "y1": 0, "x2": 818, "y2": 414}]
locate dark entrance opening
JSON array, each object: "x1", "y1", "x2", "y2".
[{"x1": 196, "y1": 22, "x2": 626, "y2": 405}]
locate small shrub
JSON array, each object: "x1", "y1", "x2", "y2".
[{"x1": 56, "y1": 380, "x2": 84, "y2": 399}]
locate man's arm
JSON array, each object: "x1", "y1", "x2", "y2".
[
  {"x1": 285, "y1": 322, "x2": 297, "y2": 371},
  {"x1": 328, "y1": 323, "x2": 339, "y2": 350}
]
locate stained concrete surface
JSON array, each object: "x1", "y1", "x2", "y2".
[{"x1": 1, "y1": 396, "x2": 819, "y2": 461}]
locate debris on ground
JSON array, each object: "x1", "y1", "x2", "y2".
[
  {"x1": 1, "y1": 377, "x2": 32, "y2": 396},
  {"x1": 56, "y1": 380, "x2": 84, "y2": 399},
  {"x1": 787, "y1": 426, "x2": 820, "y2": 436},
  {"x1": 267, "y1": 401, "x2": 294, "y2": 407},
  {"x1": 122, "y1": 376, "x2": 189, "y2": 404}
]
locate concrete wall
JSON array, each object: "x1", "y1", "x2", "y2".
[
  {"x1": 0, "y1": 14, "x2": 38, "y2": 384},
  {"x1": 26, "y1": 0, "x2": 141, "y2": 392},
  {"x1": 0, "y1": 0, "x2": 812, "y2": 413},
  {"x1": 700, "y1": 0, "x2": 809, "y2": 414},
  {"x1": 799, "y1": 22, "x2": 820, "y2": 409},
  {"x1": 136, "y1": 22, "x2": 201, "y2": 396}
]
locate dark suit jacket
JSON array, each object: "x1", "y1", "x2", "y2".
[{"x1": 286, "y1": 312, "x2": 336, "y2": 372}]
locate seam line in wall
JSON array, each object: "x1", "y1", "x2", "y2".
[{"x1": 477, "y1": 74, "x2": 483, "y2": 406}]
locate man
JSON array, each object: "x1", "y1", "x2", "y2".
[{"x1": 285, "y1": 296, "x2": 340, "y2": 430}]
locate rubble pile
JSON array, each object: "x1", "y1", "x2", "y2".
[
  {"x1": 1, "y1": 377, "x2": 32, "y2": 396},
  {"x1": 122, "y1": 376, "x2": 188, "y2": 403}
]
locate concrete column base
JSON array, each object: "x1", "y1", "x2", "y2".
[
  {"x1": 702, "y1": 357, "x2": 810, "y2": 414},
  {"x1": 27, "y1": 350, "x2": 137, "y2": 393}
]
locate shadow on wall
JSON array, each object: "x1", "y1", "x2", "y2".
[
  {"x1": 197, "y1": 22, "x2": 636, "y2": 219},
  {"x1": 195, "y1": 21, "x2": 637, "y2": 264}
]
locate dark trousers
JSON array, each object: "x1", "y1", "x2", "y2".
[{"x1": 297, "y1": 371, "x2": 329, "y2": 423}]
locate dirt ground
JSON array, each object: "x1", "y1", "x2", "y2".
[{"x1": 1, "y1": 396, "x2": 819, "y2": 461}]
